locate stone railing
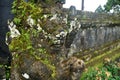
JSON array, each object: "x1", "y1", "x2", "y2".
[{"x1": 62, "y1": 6, "x2": 120, "y2": 56}]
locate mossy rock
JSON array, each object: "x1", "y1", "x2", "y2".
[{"x1": 11, "y1": 53, "x2": 53, "y2": 80}]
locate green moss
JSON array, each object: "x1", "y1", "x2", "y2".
[
  {"x1": 33, "y1": 54, "x2": 56, "y2": 79},
  {"x1": 85, "y1": 40, "x2": 120, "y2": 67},
  {"x1": 9, "y1": 29, "x2": 33, "y2": 52},
  {"x1": 26, "y1": 47, "x2": 57, "y2": 79}
]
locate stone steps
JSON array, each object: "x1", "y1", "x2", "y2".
[{"x1": 84, "y1": 40, "x2": 120, "y2": 68}]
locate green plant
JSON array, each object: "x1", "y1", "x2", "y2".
[
  {"x1": 104, "y1": 62, "x2": 120, "y2": 80},
  {"x1": 104, "y1": 0, "x2": 120, "y2": 13},
  {"x1": 9, "y1": 28, "x2": 32, "y2": 52},
  {"x1": 81, "y1": 61, "x2": 120, "y2": 80},
  {"x1": 12, "y1": 0, "x2": 43, "y2": 26},
  {"x1": 9, "y1": 0, "x2": 66, "y2": 79}
]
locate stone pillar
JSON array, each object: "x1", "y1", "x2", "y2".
[
  {"x1": 81, "y1": 0, "x2": 84, "y2": 10},
  {"x1": 0, "y1": 0, "x2": 13, "y2": 79}
]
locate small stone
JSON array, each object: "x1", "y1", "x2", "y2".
[{"x1": 22, "y1": 73, "x2": 29, "y2": 79}]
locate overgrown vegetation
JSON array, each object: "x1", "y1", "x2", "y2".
[
  {"x1": 79, "y1": 40, "x2": 120, "y2": 80},
  {"x1": 104, "y1": 0, "x2": 120, "y2": 13},
  {"x1": 95, "y1": 0, "x2": 120, "y2": 13},
  {"x1": 10, "y1": 0, "x2": 49, "y2": 52},
  {"x1": 8, "y1": 0, "x2": 120, "y2": 80},
  {"x1": 81, "y1": 59, "x2": 120, "y2": 80},
  {"x1": 8, "y1": 0, "x2": 70, "y2": 79},
  {"x1": 9, "y1": 0, "x2": 57, "y2": 79},
  {"x1": 12, "y1": 0, "x2": 43, "y2": 26}
]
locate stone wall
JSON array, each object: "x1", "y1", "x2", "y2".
[
  {"x1": 63, "y1": 8, "x2": 120, "y2": 22},
  {"x1": 68, "y1": 26, "x2": 120, "y2": 56},
  {"x1": 63, "y1": 7, "x2": 120, "y2": 56}
]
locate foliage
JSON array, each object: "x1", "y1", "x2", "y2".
[
  {"x1": 10, "y1": 0, "x2": 58, "y2": 78},
  {"x1": 104, "y1": 0, "x2": 120, "y2": 13},
  {"x1": 12, "y1": 0, "x2": 43, "y2": 26},
  {"x1": 9, "y1": 28, "x2": 32, "y2": 52},
  {"x1": 10, "y1": 0, "x2": 44, "y2": 52},
  {"x1": 10, "y1": 0, "x2": 65, "y2": 53},
  {"x1": 9, "y1": 0, "x2": 67, "y2": 79},
  {"x1": 81, "y1": 61, "x2": 120, "y2": 80}
]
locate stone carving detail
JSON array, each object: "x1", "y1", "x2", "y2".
[{"x1": 57, "y1": 57, "x2": 85, "y2": 80}]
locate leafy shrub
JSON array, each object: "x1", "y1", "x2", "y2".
[
  {"x1": 10, "y1": 0, "x2": 44, "y2": 52},
  {"x1": 12, "y1": 0, "x2": 43, "y2": 26},
  {"x1": 9, "y1": 28, "x2": 32, "y2": 52},
  {"x1": 81, "y1": 61, "x2": 120, "y2": 80}
]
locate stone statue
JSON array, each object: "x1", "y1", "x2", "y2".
[
  {"x1": 57, "y1": 57, "x2": 85, "y2": 80},
  {"x1": 68, "y1": 6, "x2": 77, "y2": 20}
]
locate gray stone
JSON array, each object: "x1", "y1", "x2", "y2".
[
  {"x1": 67, "y1": 25, "x2": 120, "y2": 56},
  {"x1": 11, "y1": 53, "x2": 52, "y2": 80},
  {"x1": 57, "y1": 57, "x2": 85, "y2": 80}
]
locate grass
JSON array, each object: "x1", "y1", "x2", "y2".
[
  {"x1": 81, "y1": 40, "x2": 120, "y2": 79},
  {"x1": 77, "y1": 39, "x2": 120, "y2": 68},
  {"x1": 86, "y1": 45, "x2": 120, "y2": 67}
]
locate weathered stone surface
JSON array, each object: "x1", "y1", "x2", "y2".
[
  {"x1": 57, "y1": 57, "x2": 85, "y2": 80},
  {"x1": 8, "y1": 3, "x2": 120, "y2": 80},
  {"x1": 1, "y1": 0, "x2": 119, "y2": 80},
  {"x1": 11, "y1": 53, "x2": 52, "y2": 80},
  {"x1": 68, "y1": 26, "x2": 120, "y2": 56},
  {"x1": 10, "y1": 53, "x2": 85, "y2": 80}
]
